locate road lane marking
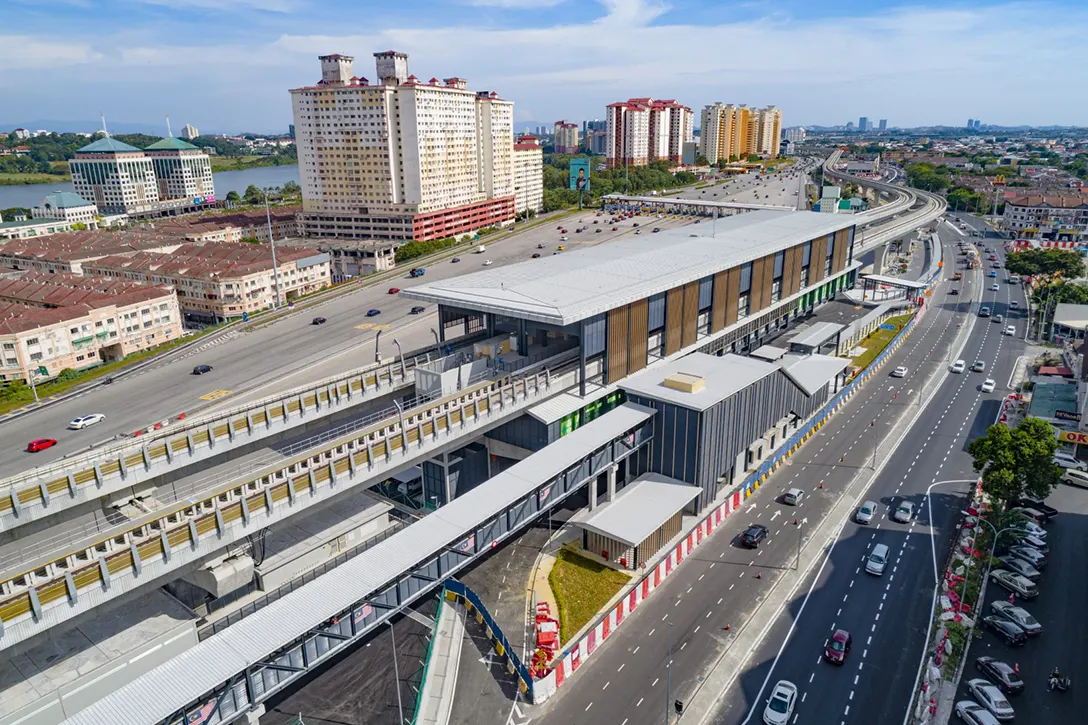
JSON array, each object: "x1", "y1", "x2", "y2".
[{"x1": 199, "y1": 389, "x2": 233, "y2": 401}]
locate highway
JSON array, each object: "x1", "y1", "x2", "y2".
[
  {"x1": 522, "y1": 231, "x2": 960, "y2": 725},
  {"x1": 0, "y1": 167, "x2": 811, "y2": 477},
  {"x1": 704, "y1": 219, "x2": 1028, "y2": 725}
]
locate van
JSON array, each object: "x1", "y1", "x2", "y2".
[
  {"x1": 866, "y1": 544, "x2": 889, "y2": 576},
  {"x1": 1061, "y1": 468, "x2": 1088, "y2": 489}
]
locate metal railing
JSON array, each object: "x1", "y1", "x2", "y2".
[{"x1": 196, "y1": 518, "x2": 408, "y2": 641}]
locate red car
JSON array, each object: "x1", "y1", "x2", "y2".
[
  {"x1": 27, "y1": 438, "x2": 58, "y2": 453},
  {"x1": 388, "y1": 287, "x2": 400, "y2": 294},
  {"x1": 824, "y1": 629, "x2": 852, "y2": 664}
]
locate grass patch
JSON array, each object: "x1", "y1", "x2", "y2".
[
  {"x1": 0, "y1": 326, "x2": 225, "y2": 416},
  {"x1": 549, "y1": 547, "x2": 630, "y2": 645},
  {"x1": 208, "y1": 155, "x2": 290, "y2": 172},
  {"x1": 0, "y1": 172, "x2": 70, "y2": 185},
  {"x1": 850, "y1": 313, "x2": 915, "y2": 370}
]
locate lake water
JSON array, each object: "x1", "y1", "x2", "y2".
[{"x1": 0, "y1": 164, "x2": 301, "y2": 210}]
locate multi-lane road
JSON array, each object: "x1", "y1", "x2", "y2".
[
  {"x1": 525, "y1": 220, "x2": 1032, "y2": 725},
  {"x1": 0, "y1": 167, "x2": 809, "y2": 477}
]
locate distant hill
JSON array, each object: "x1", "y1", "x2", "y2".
[{"x1": 0, "y1": 119, "x2": 175, "y2": 136}]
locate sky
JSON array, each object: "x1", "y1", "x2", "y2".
[{"x1": 3, "y1": 0, "x2": 1086, "y2": 134}]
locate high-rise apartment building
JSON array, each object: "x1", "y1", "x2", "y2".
[
  {"x1": 512, "y1": 135, "x2": 543, "y2": 215},
  {"x1": 967, "y1": 118, "x2": 975, "y2": 129},
  {"x1": 606, "y1": 98, "x2": 693, "y2": 168},
  {"x1": 878, "y1": 119, "x2": 887, "y2": 131},
  {"x1": 700, "y1": 104, "x2": 782, "y2": 163},
  {"x1": 785, "y1": 127, "x2": 806, "y2": 145},
  {"x1": 858, "y1": 117, "x2": 869, "y2": 132},
  {"x1": 554, "y1": 120, "x2": 579, "y2": 154},
  {"x1": 180, "y1": 124, "x2": 199, "y2": 140},
  {"x1": 290, "y1": 52, "x2": 517, "y2": 241}
]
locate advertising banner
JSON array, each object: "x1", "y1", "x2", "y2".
[{"x1": 569, "y1": 157, "x2": 590, "y2": 192}]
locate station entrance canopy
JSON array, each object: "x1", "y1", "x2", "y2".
[{"x1": 860, "y1": 273, "x2": 927, "y2": 302}]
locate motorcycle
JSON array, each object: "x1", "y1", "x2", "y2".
[{"x1": 1049, "y1": 674, "x2": 1071, "y2": 692}]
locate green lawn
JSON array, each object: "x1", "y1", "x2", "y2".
[
  {"x1": 548, "y1": 547, "x2": 630, "y2": 645},
  {"x1": 0, "y1": 171, "x2": 70, "y2": 185},
  {"x1": 850, "y1": 313, "x2": 915, "y2": 371}
]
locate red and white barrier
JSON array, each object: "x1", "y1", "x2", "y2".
[{"x1": 533, "y1": 487, "x2": 744, "y2": 703}]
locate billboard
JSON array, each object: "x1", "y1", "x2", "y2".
[{"x1": 569, "y1": 157, "x2": 590, "y2": 192}]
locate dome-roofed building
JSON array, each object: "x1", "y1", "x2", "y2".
[
  {"x1": 144, "y1": 135, "x2": 215, "y2": 203},
  {"x1": 69, "y1": 136, "x2": 159, "y2": 215},
  {"x1": 33, "y1": 190, "x2": 99, "y2": 227}
]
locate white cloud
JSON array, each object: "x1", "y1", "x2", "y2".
[
  {"x1": 0, "y1": 36, "x2": 103, "y2": 70},
  {"x1": 135, "y1": 0, "x2": 301, "y2": 12},
  {"x1": 6, "y1": 1, "x2": 1088, "y2": 129},
  {"x1": 462, "y1": 0, "x2": 568, "y2": 7}
]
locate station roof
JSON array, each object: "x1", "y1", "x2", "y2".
[
  {"x1": 861, "y1": 273, "x2": 927, "y2": 291},
  {"x1": 61, "y1": 402, "x2": 656, "y2": 725},
  {"x1": 777, "y1": 353, "x2": 850, "y2": 395},
  {"x1": 788, "y1": 321, "x2": 845, "y2": 349},
  {"x1": 1053, "y1": 303, "x2": 1088, "y2": 330},
  {"x1": 574, "y1": 473, "x2": 700, "y2": 548},
  {"x1": 402, "y1": 210, "x2": 856, "y2": 326},
  {"x1": 620, "y1": 352, "x2": 781, "y2": 412}
]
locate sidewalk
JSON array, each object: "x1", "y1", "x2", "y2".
[{"x1": 416, "y1": 599, "x2": 468, "y2": 725}]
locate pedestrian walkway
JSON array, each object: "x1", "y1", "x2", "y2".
[{"x1": 416, "y1": 598, "x2": 467, "y2": 725}]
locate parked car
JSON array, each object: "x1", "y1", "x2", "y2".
[
  {"x1": 1006, "y1": 530, "x2": 1048, "y2": 554},
  {"x1": 856, "y1": 500, "x2": 877, "y2": 525},
  {"x1": 26, "y1": 438, "x2": 58, "y2": 453},
  {"x1": 989, "y1": 601, "x2": 1042, "y2": 635},
  {"x1": 981, "y1": 615, "x2": 1027, "y2": 647},
  {"x1": 68, "y1": 414, "x2": 105, "y2": 430},
  {"x1": 975, "y1": 657, "x2": 1025, "y2": 695},
  {"x1": 989, "y1": 570, "x2": 1038, "y2": 599},
  {"x1": 892, "y1": 501, "x2": 916, "y2": 523},
  {"x1": 740, "y1": 524, "x2": 769, "y2": 548},
  {"x1": 954, "y1": 701, "x2": 1002, "y2": 725},
  {"x1": 192, "y1": 364, "x2": 213, "y2": 375},
  {"x1": 823, "y1": 629, "x2": 852, "y2": 664},
  {"x1": 762, "y1": 680, "x2": 797, "y2": 725},
  {"x1": 1052, "y1": 450, "x2": 1087, "y2": 471},
  {"x1": 783, "y1": 488, "x2": 804, "y2": 505},
  {"x1": 966, "y1": 678, "x2": 1015, "y2": 721},
  {"x1": 997, "y1": 556, "x2": 1041, "y2": 581},
  {"x1": 311, "y1": 316, "x2": 327, "y2": 325},
  {"x1": 1011, "y1": 497, "x2": 1057, "y2": 519}
]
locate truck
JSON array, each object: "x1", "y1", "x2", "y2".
[
  {"x1": 476, "y1": 245, "x2": 486, "y2": 254},
  {"x1": 409, "y1": 267, "x2": 425, "y2": 278}
]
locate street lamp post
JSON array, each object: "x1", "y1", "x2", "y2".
[
  {"x1": 263, "y1": 189, "x2": 282, "y2": 309},
  {"x1": 27, "y1": 368, "x2": 41, "y2": 405},
  {"x1": 665, "y1": 622, "x2": 674, "y2": 724},
  {"x1": 796, "y1": 517, "x2": 806, "y2": 570},
  {"x1": 388, "y1": 620, "x2": 405, "y2": 724}
]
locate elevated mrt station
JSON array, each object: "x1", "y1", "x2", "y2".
[{"x1": 9, "y1": 211, "x2": 863, "y2": 725}]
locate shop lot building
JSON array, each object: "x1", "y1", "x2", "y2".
[{"x1": 0, "y1": 209, "x2": 868, "y2": 725}]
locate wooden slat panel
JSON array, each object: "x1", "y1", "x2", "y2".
[
  {"x1": 832, "y1": 228, "x2": 848, "y2": 273},
  {"x1": 681, "y1": 282, "x2": 698, "y2": 347},
  {"x1": 811, "y1": 235, "x2": 828, "y2": 283},
  {"x1": 786, "y1": 246, "x2": 803, "y2": 297},
  {"x1": 607, "y1": 306, "x2": 629, "y2": 383},
  {"x1": 665, "y1": 287, "x2": 683, "y2": 355},
  {"x1": 711, "y1": 271, "x2": 728, "y2": 333},
  {"x1": 628, "y1": 299, "x2": 649, "y2": 375},
  {"x1": 748, "y1": 258, "x2": 765, "y2": 314},
  {"x1": 762, "y1": 254, "x2": 776, "y2": 309},
  {"x1": 725, "y1": 267, "x2": 740, "y2": 326}
]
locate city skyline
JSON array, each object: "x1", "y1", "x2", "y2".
[{"x1": 5, "y1": 0, "x2": 1088, "y2": 133}]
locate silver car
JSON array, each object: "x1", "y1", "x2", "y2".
[
  {"x1": 954, "y1": 700, "x2": 1001, "y2": 725},
  {"x1": 998, "y1": 556, "x2": 1040, "y2": 582},
  {"x1": 1007, "y1": 545, "x2": 1047, "y2": 569},
  {"x1": 856, "y1": 500, "x2": 877, "y2": 525},
  {"x1": 892, "y1": 501, "x2": 915, "y2": 523},
  {"x1": 989, "y1": 600, "x2": 1042, "y2": 635},
  {"x1": 966, "y1": 679, "x2": 1015, "y2": 721}
]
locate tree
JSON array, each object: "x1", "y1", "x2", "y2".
[
  {"x1": 281, "y1": 181, "x2": 301, "y2": 197},
  {"x1": 746, "y1": 154, "x2": 761, "y2": 163},
  {"x1": 967, "y1": 418, "x2": 1061, "y2": 507},
  {"x1": 225, "y1": 190, "x2": 241, "y2": 203},
  {"x1": 1004, "y1": 248, "x2": 1086, "y2": 279},
  {"x1": 694, "y1": 154, "x2": 709, "y2": 167},
  {"x1": 243, "y1": 185, "x2": 263, "y2": 204}
]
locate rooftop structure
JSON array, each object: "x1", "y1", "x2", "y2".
[
  {"x1": 140, "y1": 206, "x2": 300, "y2": 244},
  {"x1": 403, "y1": 210, "x2": 856, "y2": 326}
]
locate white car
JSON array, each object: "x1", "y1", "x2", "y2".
[
  {"x1": 1003, "y1": 325, "x2": 1015, "y2": 336},
  {"x1": 989, "y1": 569, "x2": 1038, "y2": 599},
  {"x1": 980, "y1": 379, "x2": 996, "y2": 393},
  {"x1": 1053, "y1": 450, "x2": 1087, "y2": 471},
  {"x1": 1009, "y1": 299, "x2": 1019, "y2": 308},
  {"x1": 966, "y1": 678, "x2": 1015, "y2": 721},
  {"x1": 762, "y1": 680, "x2": 798, "y2": 725},
  {"x1": 954, "y1": 700, "x2": 1002, "y2": 725},
  {"x1": 482, "y1": 259, "x2": 493, "y2": 266},
  {"x1": 856, "y1": 500, "x2": 877, "y2": 525},
  {"x1": 971, "y1": 360, "x2": 986, "y2": 373},
  {"x1": 892, "y1": 501, "x2": 916, "y2": 523},
  {"x1": 951, "y1": 359, "x2": 966, "y2": 374},
  {"x1": 891, "y1": 366, "x2": 909, "y2": 378},
  {"x1": 68, "y1": 413, "x2": 105, "y2": 430},
  {"x1": 783, "y1": 488, "x2": 804, "y2": 505}
]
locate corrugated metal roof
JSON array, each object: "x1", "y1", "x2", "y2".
[
  {"x1": 620, "y1": 352, "x2": 781, "y2": 412},
  {"x1": 528, "y1": 385, "x2": 617, "y2": 425},
  {"x1": 574, "y1": 473, "x2": 700, "y2": 547},
  {"x1": 778, "y1": 354, "x2": 850, "y2": 396},
  {"x1": 401, "y1": 210, "x2": 856, "y2": 326},
  {"x1": 788, "y1": 322, "x2": 845, "y2": 349},
  {"x1": 862, "y1": 273, "x2": 927, "y2": 290},
  {"x1": 62, "y1": 402, "x2": 656, "y2": 725}
]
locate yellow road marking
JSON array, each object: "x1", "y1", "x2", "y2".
[
  {"x1": 355, "y1": 323, "x2": 391, "y2": 331},
  {"x1": 199, "y1": 389, "x2": 233, "y2": 401}
]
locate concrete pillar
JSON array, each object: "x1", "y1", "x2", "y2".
[
  {"x1": 606, "y1": 464, "x2": 617, "y2": 502},
  {"x1": 245, "y1": 704, "x2": 266, "y2": 725},
  {"x1": 872, "y1": 243, "x2": 888, "y2": 276},
  {"x1": 589, "y1": 474, "x2": 599, "y2": 511}
]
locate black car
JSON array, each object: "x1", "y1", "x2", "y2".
[
  {"x1": 451, "y1": 257, "x2": 461, "y2": 263},
  {"x1": 312, "y1": 316, "x2": 327, "y2": 325},
  {"x1": 192, "y1": 364, "x2": 213, "y2": 375},
  {"x1": 740, "y1": 524, "x2": 769, "y2": 548},
  {"x1": 410, "y1": 306, "x2": 426, "y2": 315},
  {"x1": 532, "y1": 253, "x2": 541, "y2": 258},
  {"x1": 975, "y1": 656, "x2": 1024, "y2": 695},
  {"x1": 982, "y1": 615, "x2": 1027, "y2": 646},
  {"x1": 950, "y1": 288, "x2": 959, "y2": 295}
]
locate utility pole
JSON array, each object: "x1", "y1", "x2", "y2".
[
  {"x1": 27, "y1": 368, "x2": 41, "y2": 404},
  {"x1": 264, "y1": 188, "x2": 282, "y2": 309}
]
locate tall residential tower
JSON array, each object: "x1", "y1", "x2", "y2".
[{"x1": 605, "y1": 98, "x2": 693, "y2": 168}]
